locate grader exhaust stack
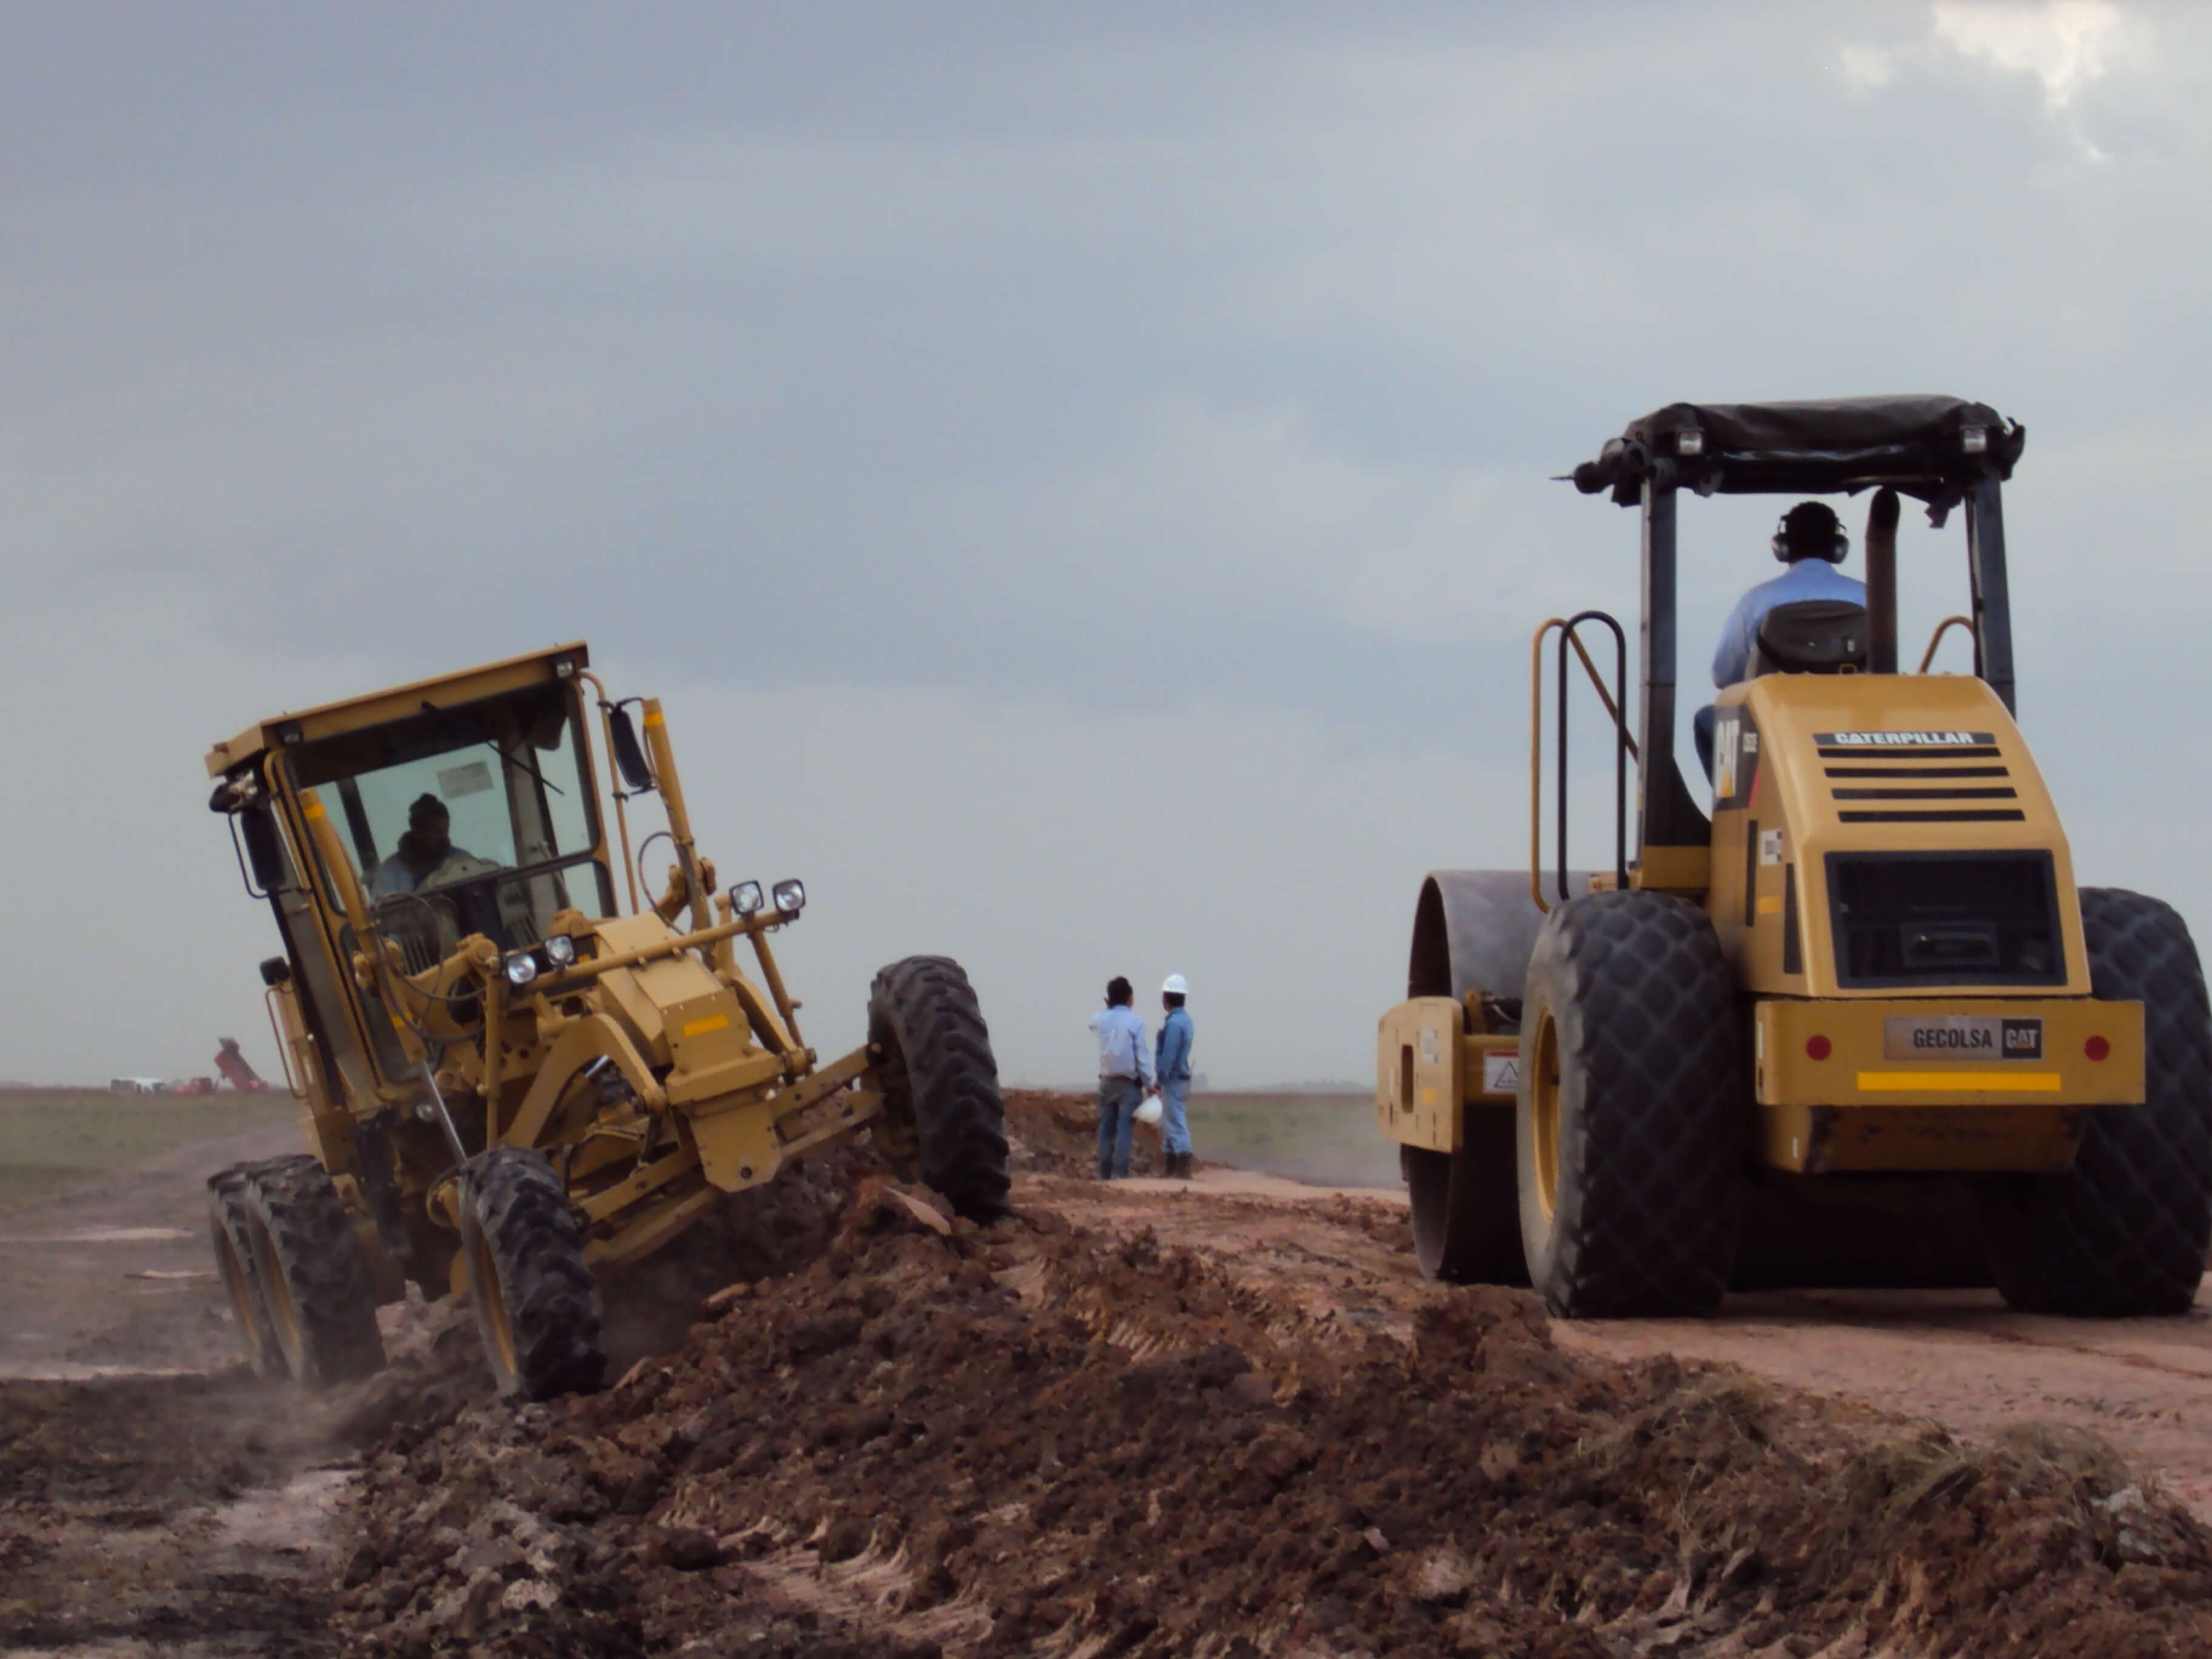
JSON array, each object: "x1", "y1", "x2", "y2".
[{"x1": 1377, "y1": 397, "x2": 2211, "y2": 1319}]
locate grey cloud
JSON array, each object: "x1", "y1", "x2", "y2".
[{"x1": 6, "y1": 1, "x2": 2211, "y2": 1082}]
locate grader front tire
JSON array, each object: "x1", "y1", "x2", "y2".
[
  {"x1": 459, "y1": 1149, "x2": 606, "y2": 1401},
  {"x1": 207, "y1": 1166, "x2": 287, "y2": 1379},
  {"x1": 244, "y1": 1155, "x2": 386, "y2": 1389},
  {"x1": 1977, "y1": 887, "x2": 2212, "y2": 1316},
  {"x1": 868, "y1": 955, "x2": 1011, "y2": 1224},
  {"x1": 1516, "y1": 893, "x2": 1744, "y2": 1318}
]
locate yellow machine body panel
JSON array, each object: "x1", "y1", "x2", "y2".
[
  {"x1": 1700, "y1": 671, "x2": 2141, "y2": 1173},
  {"x1": 1704, "y1": 672, "x2": 2088, "y2": 999},
  {"x1": 1379, "y1": 673, "x2": 2150, "y2": 1178},
  {"x1": 1375, "y1": 996, "x2": 1519, "y2": 1153},
  {"x1": 1753, "y1": 996, "x2": 2143, "y2": 1173},
  {"x1": 205, "y1": 642, "x2": 591, "y2": 779}
]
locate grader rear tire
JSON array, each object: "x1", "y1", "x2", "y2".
[
  {"x1": 207, "y1": 1166, "x2": 287, "y2": 1379},
  {"x1": 459, "y1": 1149, "x2": 605, "y2": 1401},
  {"x1": 244, "y1": 1155, "x2": 386, "y2": 1389},
  {"x1": 1977, "y1": 888, "x2": 2212, "y2": 1315},
  {"x1": 1404, "y1": 1116, "x2": 1526, "y2": 1284},
  {"x1": 868, "y1": 955, "x2": 1011, "y2": 1224},
  {"x1": 1516, "y1": 893, "x2": 1744, "y2": 1318}
]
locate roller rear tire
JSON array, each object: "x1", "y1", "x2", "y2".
[
  {"x1": 244, "y1": 1155, "x2": 386, "y2": 1389},
  {"x1": 460, "y1": 1148, "x2": 605, "y2": 1401},
  {"x1": 868, "y1": 956, "x2": 1011, "y2": 1224},
  {"x1": 1977, "y1": 888, "x2": 2212, "y2": 1315},
  {"x1": 1517, "y1": 893, "x2": 1744, "y2": 1318}
]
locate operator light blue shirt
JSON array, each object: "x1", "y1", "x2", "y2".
[
  {"x1": 1156, "y1": 1007, "x2": 1195, "y2": 1085},
  {"x1": 1711, "y1": 561, "x2": 1867, "y2": 689},
  {"x1": 1089, "y1": 1005, "x2": 1153, "y2": 1085}
]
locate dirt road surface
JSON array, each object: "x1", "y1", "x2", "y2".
[
  {"x1": 7, "y1": 1090, "x2": 2212, "y2": 1654},
  {"x1": 0, "y1": 1119, "x2": 298, "y2": 1381}
]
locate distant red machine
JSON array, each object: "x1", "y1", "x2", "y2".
[{"x1": 214, "y1": 1037, "x2": 269, "y2": 1094}]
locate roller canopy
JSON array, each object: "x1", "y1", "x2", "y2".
[{"x1": 1570, "y1": 395, "x2": 2023, "y2": 510}]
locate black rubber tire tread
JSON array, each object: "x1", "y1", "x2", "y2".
[
  {"x1": 1517, "y1": 892, "x2": 1744, "y2": 1318},
  {"x1": 1405, "y1": 1115, "x2": 1527, "y2": 1284},
  {"x1": 243, "y1": 1154, "x2": 386, "y2": 1389},
  {"x1": 460, "y1": 1148, "x2": 605, "y2": 1401},
  {"x1": 868, "y1": 955, "x2": 1012, "y2": 1224},
  {"x1": 206, "y1": 1164, "x2": 288, "y2": 1379},
  {"x1": 1977, "y1": 887, "x2": 2212, "y2": 1316}
]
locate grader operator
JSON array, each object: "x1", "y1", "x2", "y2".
[
  {"x1": 203, "y1": 644, "x2": 1008, "y2": 1398},
  {"x1": 1376, "y1": 397, "x2": 2211, "y2": 1319}
]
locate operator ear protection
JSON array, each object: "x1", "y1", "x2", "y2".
[{"x1": 1771, "y1": 508, "x2": 1849, "y2": 565}]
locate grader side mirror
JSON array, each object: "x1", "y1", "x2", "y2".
[
  {"x1": 238, "y1": 803, "x2": 289, "y2": 896},
  {"x1": 607, "y1": 705, "x2": 656, "y2": 794}
]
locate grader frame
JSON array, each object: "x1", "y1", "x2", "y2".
[{"x1": 205, "y1": 643, "x2": 1005, "y2": 1395}]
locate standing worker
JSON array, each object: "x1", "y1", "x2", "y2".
[
  {"x1": 1088, "y1": 976, "x2": 1152, "y2": 1181},
  {"x1": 1155, "y1": 974, "x2": 1196, "y2": 1180}
]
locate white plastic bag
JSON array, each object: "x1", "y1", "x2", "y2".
[{"x1": 1136, "y1": 1093, "x2": 1164, "y2": 1127}]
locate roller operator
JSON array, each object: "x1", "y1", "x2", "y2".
[{"x1": 1694, "y1": 500, "x2": 1865, "y2": 781}]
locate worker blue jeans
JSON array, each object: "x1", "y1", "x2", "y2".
[
  {"x1": 1159, "y1": 1079, "x2": 1192, "y2": 1156},
  {"x1": 1693, "y1": 704, "x2": 1717, "y2": 783},
  {"x1": 1096, "y1": 1076, "x2": 1142, "y2": 1178}
]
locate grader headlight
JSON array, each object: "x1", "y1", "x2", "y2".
[
  {"x1": 503, "y1": 950, "x2": 539, "y2": 988},
  {"x1": 729, "y1": 881, "x2": 765, "y2": 916},
  {"x1": 773, "y1": 879, "x2": 806, "y2": 916},
  {"x1": 543, "y1": 934, "x2": 577, "y2": 969}
]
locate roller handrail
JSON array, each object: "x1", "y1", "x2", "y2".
[
  {"x1": 1530, "y1": 613, "x2": 1634, "y2": 914},
  {"x1": 1917, "y1": 614, "x2": 1975, "y2": 674}
]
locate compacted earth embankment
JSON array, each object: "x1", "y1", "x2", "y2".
[{"x1": 7, "y1": 1090, "x2": 2212, "y2": 1656}]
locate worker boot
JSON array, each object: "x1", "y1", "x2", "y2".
[{"x1": 1171, "y1": 1152, "x2": 1194, "y2": 1181}]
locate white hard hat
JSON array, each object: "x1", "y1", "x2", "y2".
[{"x1": 1162, "y1": 973, "x2": 1188, "y2": 995}]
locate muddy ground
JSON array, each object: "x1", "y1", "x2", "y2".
[{"x1": 7, "y1": 1090, "x2": 2212, "y2": 1655}]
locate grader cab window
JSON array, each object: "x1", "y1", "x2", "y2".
[{"x1": 292, "y1": 683, "x2": 610, "y2": 968}]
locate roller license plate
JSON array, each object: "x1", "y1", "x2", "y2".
[{"x1": 1882, "y1": 1016, "x2": 2043, "y2": 1061}]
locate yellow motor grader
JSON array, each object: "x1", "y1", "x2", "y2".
[
  {"x1": 204, "y1": 643, "x2": 1007, "y2": 1396},
  {"x1": 1376, "y1": 397, "x2": 2211, "y2": 1318}
]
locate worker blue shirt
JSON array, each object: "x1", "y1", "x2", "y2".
[
  {"x1": 1711, "y1": 561, "x2": 1866, "y2": 688},
  {"x1": 1156, "y1": 1007, "x2": 1194, "y2": 1085},
  {"x1": 1089, "y1": 1005, "x2": 1153, "y2": 1085}
]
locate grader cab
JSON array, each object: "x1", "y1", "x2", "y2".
[
  {"x1": 204, "y1": 643, "x2": 1008, "y2": 1396},
  {"x1": 1377, "y1": 397, "x2": 2211, "y2": 1319}
]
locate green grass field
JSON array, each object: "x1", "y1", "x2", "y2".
[
  {"x1": 0, "y1": 1088, "x2": 299, "y2": 1206},
  {"x1": 1185, "y1": 1091, "x2": 1399, "y2": 1188}
]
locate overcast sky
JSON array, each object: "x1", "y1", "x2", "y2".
[{"x1": 4, "y1": 1, "x2": 2208, "y2": 1088}]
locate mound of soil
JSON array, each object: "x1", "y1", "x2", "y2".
[{"x1": 329, "y1": 1180, "x2": 2212, "y2": 1657}]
